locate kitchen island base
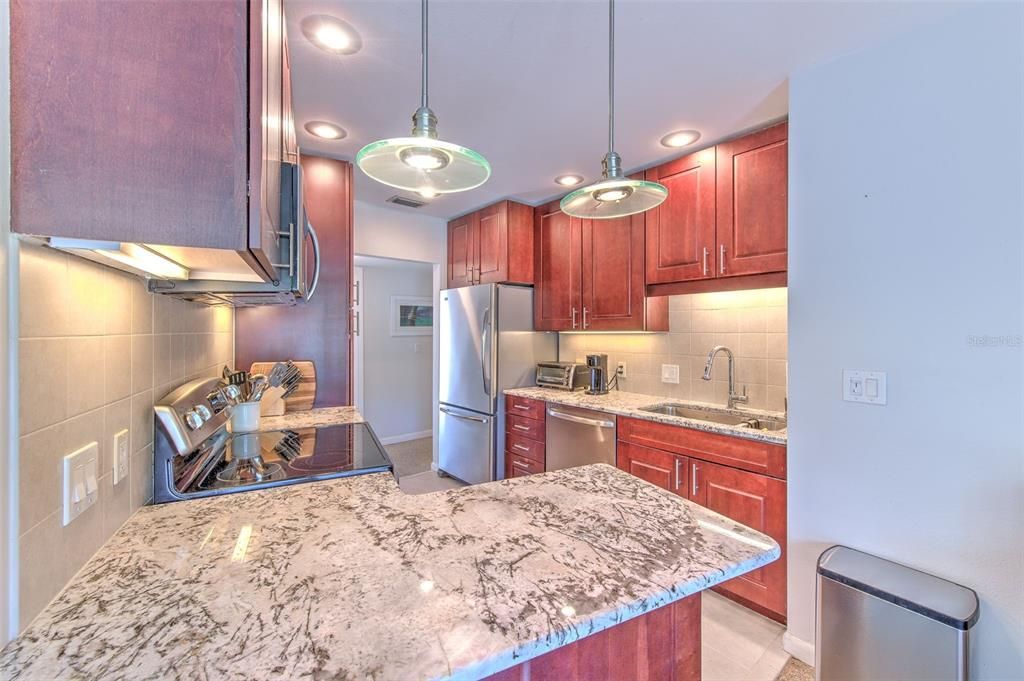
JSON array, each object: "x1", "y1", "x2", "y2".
[{"x1": 484, "y1": 593, "x2": 700, "y2": 681}]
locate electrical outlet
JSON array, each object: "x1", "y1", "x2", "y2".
[
  {"x1": 616, "y1": 362, "x2": 627, "y2": 379},
  {"x1": 843, "y1": 369, "x2": 887, "y2": 405},
  {"x1": 63, "y1": 442, "x2": 99, "y2": 526},
  {"x1": 661, "y1": 364, "x2": 680, "y2": 384},
  {"x1": 113, "y1": 429, "x2": 129, "y2": 485}
]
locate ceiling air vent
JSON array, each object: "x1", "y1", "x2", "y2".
[{"x1": 386, "y1": 195, "x2": 427, "y2": 209}]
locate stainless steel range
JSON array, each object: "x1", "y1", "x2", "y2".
[{"x1": 154, "y1": 378, "x2": 392, "y2": 503}]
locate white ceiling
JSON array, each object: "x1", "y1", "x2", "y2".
[{"x1": 286, "y1": 0, "x2": 965, "y2": 220}]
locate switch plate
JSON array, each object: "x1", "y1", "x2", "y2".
[
  {"x1": 661, "y1": 364, "x2": 680, "y2": 384},
  {"x1": 843, "y1": 370, "x2": 887, "y2": 405},
  {"x1": 63, "y1": 442, "x2": 99, "y2": 526},
  {"x1": 113, "y1": 428, "x2": 129, "y2": 485},
  {"x1": 616, "y1": 362, "x2": 627, "y2": 379}
]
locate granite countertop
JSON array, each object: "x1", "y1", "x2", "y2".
[
  {"x1": 257, "y1": 404, "x2": 365, "y2": 431},
  {"x1": 0, "y1": 465, "x2": 779, "y2": 681},
  {"x1": 505, "y1": 387, "x2": 787, "y2": 444}
]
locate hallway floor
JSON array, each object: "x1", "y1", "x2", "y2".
[{"x1": 385, "y1": 437, "x2": 433, "y2": 478}]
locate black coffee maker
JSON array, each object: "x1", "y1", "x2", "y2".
[{"x1": 585, "y1": 353, "x2": 610, "y2": 395}]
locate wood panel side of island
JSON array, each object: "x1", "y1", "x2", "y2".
[{"x1": 483, "y1": 592, "x2": 700, "y2": 681}]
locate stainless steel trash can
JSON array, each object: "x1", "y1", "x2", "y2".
[{"x1": 816, "y1": 545, "x2": 979, "y2": 681}]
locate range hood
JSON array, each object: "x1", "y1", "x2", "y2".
[{"x1": 47, "y1": 163, "x2": 320, "y2": 307}]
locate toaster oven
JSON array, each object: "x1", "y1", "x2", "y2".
[{"x1": 535, "y1": 361, "x2": 589, "y2": 391}]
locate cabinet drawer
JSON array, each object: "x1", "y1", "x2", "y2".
[
  {"x1": 506, "y1": 453, "x2": 544, "y2": 478},
  {"x1": 506, "y1": 413, "x2": 545, "y2": 442},
  {"x1": 505, "y1": 433, "x2": 545, "y2": 465},
  {"x1": 618, "y1": 417, "x2": 786, "y2": 479},
  {"x1": 505, "y1": 395, "x2": 545, "y2": 421}
]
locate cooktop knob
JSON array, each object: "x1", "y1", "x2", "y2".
[
  {"x1": 195, "y1": 404, "x2": 213, "y2": 421},
  {"x1": 184, "y1": 409, "x2": 204, "y2": 430}
]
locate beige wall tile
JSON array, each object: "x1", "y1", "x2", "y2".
[
  {"x1": 766, "y1": 360, "x2": 788, "y2": 387},
  {"x1": 60, "y1": 488, "x2": 105, "y2": 581},
  {"x1": 130, "y1": 278, "x2": 153, "y2": 334},
  {"x1": 103, "y1": 398, "x2": 131, "y2": 475},
  {"x1": 19, "y1": 513, "x2": 66, "y2": 631},
  {"x1": 103, "y1": 335, "x2": 131, "y2": 403},
  {"x1": 19, "y1": 425, "x2": 64, "y2": 533},
  {"x1": 20, "y1": 245, "x2": 68, "y2": 338},
  {"x1": 66, "y1": 257, "x2": 108, "y2": 336},
  {"x1": 103, "y1": 272, "x2": 133, "y2": 335},
  {"x1": 766, "y1": 306, "x2": 787, "y2": 333},
  {"x1": 766, "y1": 333, "x2": 787, "y2": 360},
  {"x1": 130, "y1": 389, "x2": 154, "y2": 456},
  {"x1": 130, "y1": 445, "x2": 154, "y2": 511},
  {"x1": 101, "y1": 472, "x2": 132, "y2": 538},
  {"x1": 65, "y1": 409, "x2": 105, "y2": 475},
  {"x1": 67, "y1": 337, "x2": 105, "y2": 417},
  {"x1": 153, "y1": 334, "x2": 171, "y2": 387},
  {"x1": 738, "y1": 333, "x2": 768, "y2": 360},
  {"x1": 20, "y1": 338, "x2": 67, "y2": 434},
  {"x1": 131, "y1": 334, "x2": 153, "y2": 394}
]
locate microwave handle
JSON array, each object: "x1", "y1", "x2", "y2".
[{"x1": 305, "y1": 218, "x2": 321, "y2": 302}]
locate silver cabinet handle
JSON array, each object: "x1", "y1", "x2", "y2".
[
  {"x1": 512, "y1": 443, "x2": 530, "y2": 452},
  {"x1": 440, "y1": 407, "x2": 489, "y2": 423},
  {"x1": 719, "y1": 244, "x2": 726, "y2": 275},
  {"x1": 546, "y1": 408, "x2": 614, "y2": 429},
  {"x1": 353, "y1": 310, "x2": 360, "y2": 336},
  {"x1": 674, "y1": 458, "x2": 682, "y2": 491},
  {"x1": 512, "y1": 403, "x2": 531, "y2": 411},
  {"x1": 582, "y1": 306, "x2": 589, "y2": 329},
  {"x1": 353, "y1": 280, "x2": 360, "y2": 305},
  {"x1": 481, "y1": 307, "x2": 492, "y2": 396},
  {"x1": 571, "y1": 307, "x2": 578, "y2": 329},
  {"x1": 702, "y1": 247, "x2": 709, "y2": 276},
  {"x1": 306, "y1": 219, "x2": 322, "y2": 301},
  {"x1": 692, "y1": 462, "x2": 700, "y2": 497},
  {"x1": 512, "y1": 424, "x2": 530, "y2": 432},
  {"x1": 512, "y1": 459, "x2": 531, "y2": 470}
]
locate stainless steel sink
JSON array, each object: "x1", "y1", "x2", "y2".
[{"x1": 639, "y1": 403, "x2": 787, "y2": 432}]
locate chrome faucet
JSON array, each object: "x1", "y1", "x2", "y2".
[{"x1": 702, "y1": 345, "x2": 748, "y2": 409}]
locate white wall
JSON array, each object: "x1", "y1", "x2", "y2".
[
  {"x1": 786, "y1": 4, "x2": 1024, "y2": 678},
  {"x1": 361, "y1": 265, "x2": 434, "y2": 443},
  {"x1": 0, "y1": 0, "x2": 11, "y2": 643}
]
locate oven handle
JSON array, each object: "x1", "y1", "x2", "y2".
[{"x1": 547, "y1": 408, "x2": 615, "y2": 429}]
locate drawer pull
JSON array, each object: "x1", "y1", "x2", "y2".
[
  {"x1": 512, "y1": 460, "x2": 530, "y2": 469},
  {"x1": 512, "y1": 424, "x2": 531, "y2": 432},
  {"x1": 512, "y1": 444, "x2": 530, "y2": 452},
  {"x1": 513, "y1": 403, "x2": 531, "y2": 411}
]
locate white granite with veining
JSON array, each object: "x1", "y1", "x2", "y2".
[
  {"x1": 258, "y1": 404, "x2": 364, "y2": 431},
  {"x1": 0, "y1": 464, "x2": 779, "y2": 681},
  {"x1": 505, "y1": 387, "x2": 787, "y2": 444}
]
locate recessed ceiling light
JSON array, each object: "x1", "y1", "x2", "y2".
[
  {"x1": 660, "y1": 129, "x2": 701, "y2": 148},
  {"x1": 304, "y1": 121, "x2": 347, "y2": 140},
  {"x1": 555, "y1": 174, "x2": 584, "y2": 187},
  {"x1": 417, "y1": 187, "x2": 438, "y2": 199},
  {"x1": 301, "y1": 15, "x2": 362, "y2": 55}
]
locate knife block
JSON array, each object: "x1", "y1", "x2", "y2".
[{"x1": 259, "y1": 386, "x2": 287, "y2": 416}]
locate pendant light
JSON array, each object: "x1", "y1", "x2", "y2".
[
  {"x1": 560, "y1": 0, "x2": 667, "y2": 219},
  {"x1": 356, "y1": 0, "x2": 490, "y2": 196}
]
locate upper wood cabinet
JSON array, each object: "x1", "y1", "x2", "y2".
[
  {"x1": 446, "y1": 200, "x2": 534, "y2": 288},
  {"x1": 645, "y1": 122, "x2": 788, "y2": 294},
  {"x1": 533, "y1": 200, "x2": 668, "y2": 332},
  {"x1": 10, "y1": 0, "x2": 291, "y2": 281}
]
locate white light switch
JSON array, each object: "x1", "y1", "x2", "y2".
[
  {"x1": 843, "y1": 370, "x2": 887, "y2": 405},
  {"x1": 661, "y1": 364, "x2": 680, "y2": 384},
  {"x1": 113, "y1": 429, "x2": 129, "y2": 485},
  {"x1": 63, "y1": 442, "x2": 99, "y2": 526}
]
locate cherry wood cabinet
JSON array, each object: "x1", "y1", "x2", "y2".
[
  {"x1": 617, "y1": 417, "x2": 787, "y2": 622},
  {"x1": 504, "y1": 395, "x2": 546, "y2": 479},
  {"x1": 533, "y1": 200, "x2": 668, "y2": 332},
  {"x1": 446, "y1": 200, "x2": 533, "y2": 288},
  {"x1": 11, "y1": 0, "x2": 290, "y2": 280},
  {"x1": 644, "y1": 122, "x2": 788, "y2": 296}
]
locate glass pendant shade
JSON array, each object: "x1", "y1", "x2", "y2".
[
  {"x1": 356, "y1": 135, "x2": 490, "y2": 194},
  {"x1": 560, "y1": 177, "x2": 667, "y2": 219}
]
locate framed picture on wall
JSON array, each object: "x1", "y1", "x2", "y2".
[{"x1": 390, "y1": 296, "x2": 433, "y2": 336}]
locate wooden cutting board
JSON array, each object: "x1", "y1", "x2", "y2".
[{"x1": 249, "y1": 361, "x2": 317, "y2": 412}]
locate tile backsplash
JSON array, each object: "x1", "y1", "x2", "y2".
[
  {"x1": 559, "y1": 288, "x2": 787, "y2": 412},
  {"x1": 17, "y1": 243, "x2": 233, "y2": 630}
]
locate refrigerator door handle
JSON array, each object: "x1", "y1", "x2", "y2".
[
  {"x1": 439, "y1": 407, "x2": 489, "y2": 424},
  {"x1": 481, "y1": 307, "x2": 492, "y2": 397}
]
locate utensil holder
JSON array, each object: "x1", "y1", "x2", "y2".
[{"x1": 230, "y1": 402, "x2": 261, "y2": 433}]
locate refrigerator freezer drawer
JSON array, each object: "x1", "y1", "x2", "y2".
[{"x1": 438, "y1": 405, "x2": 496, "y2": 485}]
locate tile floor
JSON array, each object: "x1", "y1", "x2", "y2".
[{"x1": 384, "y1": 437, "x2": 434, "y2": 478}]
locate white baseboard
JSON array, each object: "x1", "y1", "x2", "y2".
[
  {"x1": 783, "y1": 631, "x2": 815, "y2": 667},
  {"x1": 378, "y1": 430, "x2": 433, "y2": 446}
]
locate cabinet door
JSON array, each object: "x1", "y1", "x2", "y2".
[
  {"x1": 533, "y1": 202, "x2": 582, "y2": 331},
  {"x1": 580, "y1": 212, "x2": 647, "y2": 330},
  {"x1": 447, "y1": 214, "x2": 476, "y2": 288},
  {"x1": 716, "y1": 122, "x2": 788, "y2": 277},
  {"x1": 10, "y1": 0, "x2": 249, "y2": 250},
  {"x1": 476, "y1": 202, "x2": 509, "y2": 284},
  {"x1": 645, "y1": 150, "x2": 717, "y2": 283},
  {"x1": 617, "y1": 442, "x2": 686, "y2": 495},
  {"x1": 690, "y1": 460, "x2": 786, "y2": 617}
]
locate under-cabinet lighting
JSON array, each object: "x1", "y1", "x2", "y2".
[{"x1": 48, "y1": 238, "x2": 190, "y2": 280}]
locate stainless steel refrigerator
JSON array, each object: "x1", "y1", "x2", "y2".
[{"x1": 439, "y1": 284, "x2": 556, "y2": 484}]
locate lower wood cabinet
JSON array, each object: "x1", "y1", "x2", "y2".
[
  {"x1": 504, "y1": 396, "x2": 546, "y2": 479},
  {"x1": 617, "y1": 419, "x2": 787, "y2": 622}
]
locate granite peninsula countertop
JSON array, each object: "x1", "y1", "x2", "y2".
[
  {"x1": 0, "y1": 464, "x2": 779, "y2": 681},
  {"x1": 505, "y1": 387, "x2": 787, "y2": 444}
]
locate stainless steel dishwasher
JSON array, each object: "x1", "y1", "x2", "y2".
[{"x1": 545, "y1": 404, "x2": 617, "y2": 471}]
